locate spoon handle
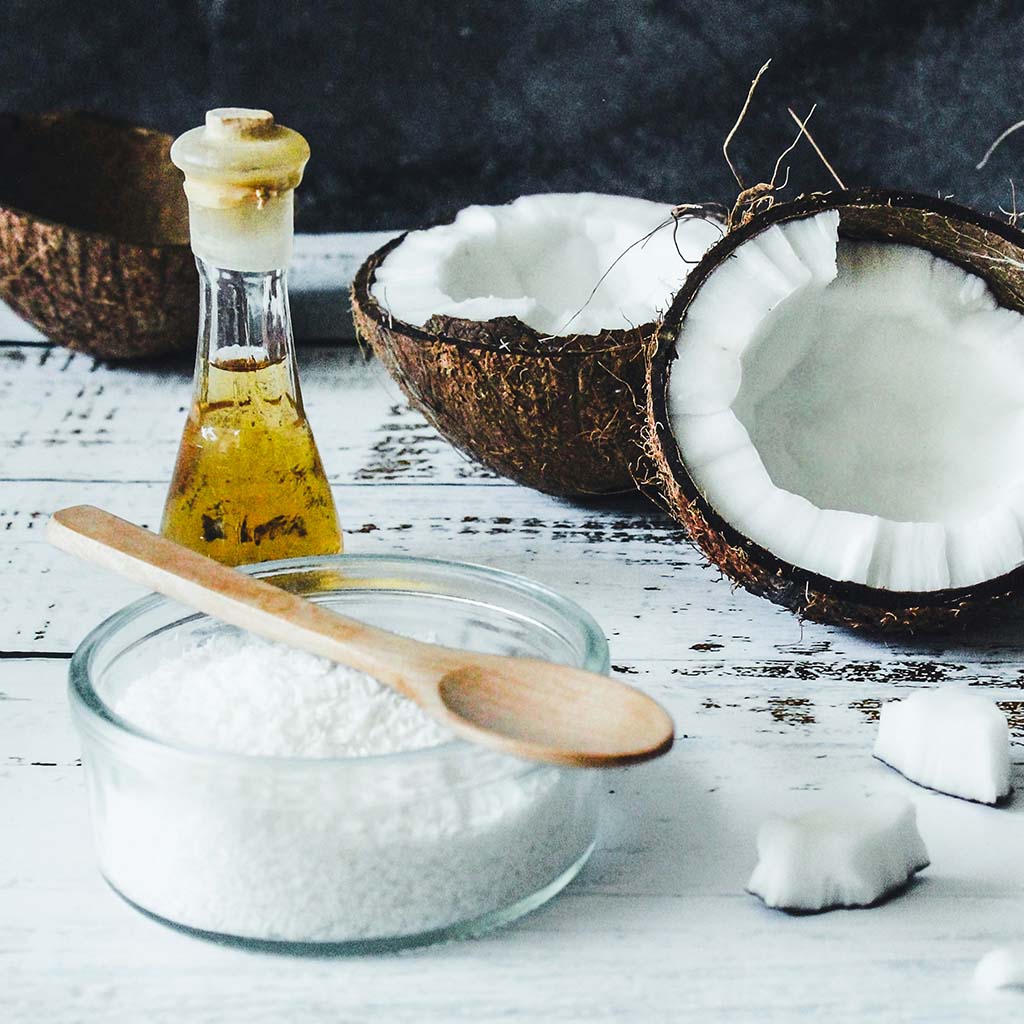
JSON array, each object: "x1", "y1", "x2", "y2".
[{"x1": 47, "y1": 505, "x2": 445, "y2": 705}]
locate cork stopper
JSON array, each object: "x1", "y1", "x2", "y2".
[
  {"x1": 170, "y1": 108, "x2": 310, "y2": 272},
  {"x1": 204, "y1": 108, "x2": 276, "y2": 140}
]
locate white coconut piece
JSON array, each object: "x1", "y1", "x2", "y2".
[
  {"x1": 371, "y1": 193, "x2": 722, "y2": 337},
  {"x1": 668, "y1": 210, "x2": 1024, "y2": 592},
  {"x1": 747, "y1": 794, "x2": 929, "y2": 912},
  {"x1": 873, "y1": 688, "x2": 1011, "y2": 804},
  {"x1": 975, "y1": 946, "x2": 1024, "y2": 990}
]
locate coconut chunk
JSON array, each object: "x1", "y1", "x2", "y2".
[
  {"x1": 975, "y1": 947, "x2": 1024, "y2": 990},
  {"x1": 372, "y1": 193, "x2": 722, "y2": 337},
  {"x1": 668, "y1": 210, "x2": 1024, "y2": 592},
  {"x1": 873, "y1": 688, "x2": 1011, "y2": 804},
  {"x1": 747, "y1": 794, "x2": 929, "y2": 912}
]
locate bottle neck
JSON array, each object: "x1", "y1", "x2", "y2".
[
  {"x1": 191, "y1": 258, "x2": 303, "y2": 410},
  {"x1": 196, "y1": 257, "x2": 295, "y2": 364}
]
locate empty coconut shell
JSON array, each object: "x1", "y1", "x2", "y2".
[{"x1": 0, "y1": 111, "x2": 197, "y2": 360}]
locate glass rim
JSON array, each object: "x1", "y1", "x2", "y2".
[{"x1": 69, "y1": 552, "x2": 610, "y2": 776}]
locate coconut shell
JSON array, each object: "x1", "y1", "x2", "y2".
[
  {"x1": 352, "y1": 233, "x2": 661, "y2": 496},
  {"x1": 0, "y1": 111, "x2": 197, "y2": 360},
  {"x1": 647, "y1": 188, "x2": 1024, "y2": 633}
]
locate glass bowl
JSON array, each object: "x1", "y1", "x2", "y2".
[{"x1": 69, "y1": 554, "x2": 609, "y2": 953}]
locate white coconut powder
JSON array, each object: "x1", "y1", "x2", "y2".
[
  {"x1": 115, "y1": 635, "x2": 453, "y2": 757},
  {"x1": 99, "y1": 635, "x2": 596, "y2": 944}
]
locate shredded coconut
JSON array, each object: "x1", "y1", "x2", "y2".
[
  {"x1": 115, "y1": 635, "x2": 452, "y2": 757},
  {"x1": 98, "y1": 633, "x2": 596, "y2": 945}
]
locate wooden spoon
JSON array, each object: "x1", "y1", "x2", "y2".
[{"x1": 48, "y1": 505, "x2": 674, "y2": 768}]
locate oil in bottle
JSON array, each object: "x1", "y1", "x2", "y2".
[{"x1": 160, "y1": 108, "x2": 341, "y2": 564}]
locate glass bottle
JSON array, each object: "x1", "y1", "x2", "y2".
[{"x1": 160, "y1": 108, "x2": 341, "y2": 565}]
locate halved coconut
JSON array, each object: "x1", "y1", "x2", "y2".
[
  {"x1": 0, "y1": 111, "x2": 196, "y2": 360},
  {"x1": 352, "y1": 193, "x2": 721, "y2": 496},
  {"x1": 647, "y1": 189, "x2": 1024, "y2": 631}
]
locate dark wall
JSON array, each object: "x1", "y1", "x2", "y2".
[{"x1": 4, "y1": 1, "x2": 1024, "y2": 231}]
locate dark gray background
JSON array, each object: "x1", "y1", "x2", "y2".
[{"x1": 4, "y1": 0, "x2": 1024, "y2": 231}]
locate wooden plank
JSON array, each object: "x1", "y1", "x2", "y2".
[
  {"x1": 7, "y1": 478, "x2": 1024, "y2": 666},
  {"x1": 0, "y1": 344, "x2": 499, "y2": 486},
  {"x1": 3, "y1": 661, "x2": 1022, "y2": 1023}
]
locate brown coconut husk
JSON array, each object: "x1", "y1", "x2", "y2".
[
  {"x1": 351, "y1": 219, "x2": 721, "y2": 496},
  {"x1": 0, "y1": 111, "x2": 196, "y2": 360},
  {"x1": 646, "y1": 187, "x2": 1024, "y2": 633}
]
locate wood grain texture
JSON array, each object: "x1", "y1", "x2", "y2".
[{"x1": 3, "y1": 271, "x2": 1024, "y2": 1022}]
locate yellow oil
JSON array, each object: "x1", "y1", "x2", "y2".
[{"x1": 161, "y1": 356, "x2": 342, "y2": 565}]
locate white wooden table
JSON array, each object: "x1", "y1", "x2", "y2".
[{"x1": 3, "y1": 235, "x2": 1023, "y2": 1023}]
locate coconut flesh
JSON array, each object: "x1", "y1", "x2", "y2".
[
  {"x1": 666, "y1": 209, "x2": 1024, "y2": 593},
  {"x1": 371, "y1": 193, "x2": 722, "y2": 337}
]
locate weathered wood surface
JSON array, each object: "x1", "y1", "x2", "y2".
[
  {"x1": 5, "y1": 659, "x2": 1024, "y2": 1023},
  {"x1": 3, "y1": 237, "x2": 1024, "y2": 1022}
]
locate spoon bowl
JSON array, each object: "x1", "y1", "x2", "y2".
[{"x1": 437, "y1": 660, "x2": 674, "y2": 767}]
